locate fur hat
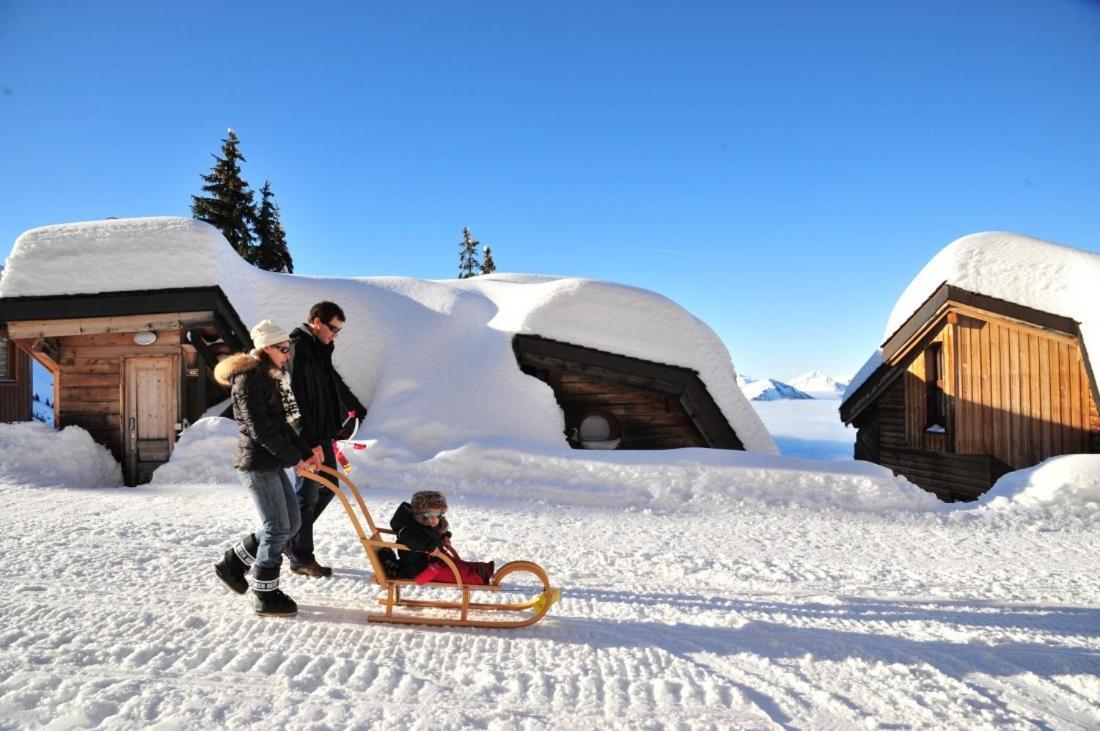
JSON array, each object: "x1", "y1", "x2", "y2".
[
  {"x1": 250, "y1": 319, "x2": 291, "y2": 350},
  {"x1": 411, "y1": 490, "x2": 448, "y2": 515}
]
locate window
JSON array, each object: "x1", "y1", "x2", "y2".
[
  {"x1": 0, "y1": 335, "x2": 11, "y2": 380},
  {"x1": 576, "y1": 411, "x2": 622, "y2": 450},
  {"x1": 925, "y1": 342, "x2": 946, "y2": 430}
]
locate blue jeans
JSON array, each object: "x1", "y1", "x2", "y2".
[
  {"x1": 238, "y1": 469, "x2": 301, "y2": 569},
  {"x1": 289, "y1": 441, "x2": 337, "y2": 565}
]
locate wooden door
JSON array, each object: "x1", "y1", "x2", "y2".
[{"x1": 123, "y1": 356, "x2": 178, "y2": 485}]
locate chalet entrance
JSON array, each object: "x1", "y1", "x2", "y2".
[{"x1": 123, "y1": 356, "x2": 178, "y2": 485}]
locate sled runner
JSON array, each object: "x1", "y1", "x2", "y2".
[{"x1": 299, "y1": 464, "x2": 560, "y2": 628}]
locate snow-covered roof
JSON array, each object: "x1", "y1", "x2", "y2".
[
  {"x1": 1, "y1": 217, "x2": 776, "y2": 456},
  {"x1": 843, "y1": 231, "x2": 1100, "y2": 405}
]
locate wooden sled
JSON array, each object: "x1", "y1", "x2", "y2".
[{"x1": 299, "y1": 464, "x2": 560, "y2": 628}]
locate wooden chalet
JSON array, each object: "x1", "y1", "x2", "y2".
[
  {"x1": 513, "y1": 334, "x2": 744, "y2": 450},
  {"x1": 840, "y1": 283, "x2": 1100, "y2": 501},
  {"x1": 0, "y1": 286, "x2": 250, "y2": 485},
  {"x1": 0, "y1": 322, "x2": 33, "y2": 423}
]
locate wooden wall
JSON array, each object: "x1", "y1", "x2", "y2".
[
  {"x1": 951, "y1": 313, "x2": 1097, "y2": 468},
  {"x1": 547, "y1": 370, "x2": 708, "y2": 449},
  {"x1": 0, "y1": 327, "x2": 32, "y2": 423},
  {"x1": 57, "y1": 330, "x2": 181, "y2": 462},
  {"x1": 861, "y1": 307, "x2": 1099, "y2": 500}
]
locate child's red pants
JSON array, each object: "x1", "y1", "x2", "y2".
[{"x1": 413, "y1": 557, "x2": 491, "y2": 586}]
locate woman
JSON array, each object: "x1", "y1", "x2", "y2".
[{"x1": 212, "y1": 319, "x2": 321, "y2": 616}]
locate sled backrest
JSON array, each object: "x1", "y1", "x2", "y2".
[{"x1": 302, "y1": 465, "x2": 392, "y2": 585}]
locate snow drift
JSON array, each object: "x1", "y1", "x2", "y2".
[
  {"x1": 0, "y1": 421, "x2": 122, "y2": 487},
  {"x1": 977, "y1": 454, "x2": 1100, "y2": 513},
  {"x1": 1, "y1": 217, "x2": 775, "y2": 458}
]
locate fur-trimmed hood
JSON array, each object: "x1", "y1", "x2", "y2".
[{"x1": 214, "y1": 353, "x2": 260, "y2": 387}]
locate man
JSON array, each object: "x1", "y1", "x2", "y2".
[{"x1": 285, "y1": 301, "x2": 368, "y2": 577}]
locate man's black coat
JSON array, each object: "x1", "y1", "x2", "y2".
[{"x1": 288, "y1": 325, "x2": 367, "y2": 447}]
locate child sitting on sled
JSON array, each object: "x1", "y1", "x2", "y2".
[{"x1": 389, "y1": 491, "x2": 495, "y2": 585}]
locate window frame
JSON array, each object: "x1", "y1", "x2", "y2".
[
  {"x1": 924, "y1": 342, "x2": 947, "y2": 430},
  {"x1": 0, "y1": 334, "x2": 13, "y2": 382}
]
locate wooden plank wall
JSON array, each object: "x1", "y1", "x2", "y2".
[
  {"x1": 953, "y1": 314, "x2": 1098, "y2": 468},
  {"x1": 57, "y1": 331, "x2": 181, "y2": 461},
  {"x1": 878, "y1": 447, "x2": 1008, "y2": 501},
  {"x1": 876, "y1": 378, "x2": 906, "y2": 449},
  {"x1": 552, "y1": 371, "x2": 708, "y2": 449},
  {"x1": 0, "y1": 327, "x2": 33, "y2": 422}
]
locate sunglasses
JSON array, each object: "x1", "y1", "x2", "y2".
[
  {"x1": 325, "y1": 321, "x2": 343, "y2": 334},
  {"x1": 420, "y1": 511, "x2": 445, "y2": 520},
  {"x1": 272, "y1": 345, "x2": 291, "y2": 354}
]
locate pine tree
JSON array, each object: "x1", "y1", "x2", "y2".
[
  {"x1": 480, "y1": 244, "x2": 496, "y2": 275},
  {"x1": 254, "y1": 181, "x2": 294, "y2": 273},
  {"x1": 458, "y1": 227, "x2": 481, "y2": 278},
  {"x1": 191, "y1": 129, "x2": 257, "y2": 263}
]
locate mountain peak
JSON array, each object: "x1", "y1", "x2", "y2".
[{"x1": 788, "y1": 371, "x2": 849, "y2": 398}]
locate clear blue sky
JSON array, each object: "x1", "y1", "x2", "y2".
[{"x1": 1, "y1": 1, "x2": 1098, "y2": 380}]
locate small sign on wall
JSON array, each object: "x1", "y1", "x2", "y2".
[{"x1": 186, "y1": 368, "x2": 200, "y2": 378}]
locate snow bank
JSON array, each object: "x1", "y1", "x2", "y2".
[
  {"x1": 0, "y1": 421, "x2": 122, "y2": 487},
  {"x1": 844, "y1": 231, "x2": 1100, "y2": 402},
  {"x1": 975, "y1": 455, "x2": 1100, "y2": 513},
  {"x1": 2, "y1": 217, "x2": 774, "y2": 457},
  {"x1": 149, "y1": 417, "x2": 239, "y2": 485},
  {"x1": 151, "y1": 418, "x2": 935, "y2": 513}
]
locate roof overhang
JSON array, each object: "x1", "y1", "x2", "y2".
[
  {"x1": 513, "y1": 333, "x2": 744, "y2": 449},
  {"x1": 0, "y1": 286, "x2": 251, "y2": 352}
]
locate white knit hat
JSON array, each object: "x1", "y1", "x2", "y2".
[{"x1": 250, "y1": 319, "x2": 291, "y2": 350}]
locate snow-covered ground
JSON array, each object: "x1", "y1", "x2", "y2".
[{"x1": 1, "y1": 421, "x2": 1098, "y2": 730}]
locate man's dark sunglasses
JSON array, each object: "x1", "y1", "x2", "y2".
[{"x1": 325, "y1": 321, "x2": 343, "y2": 334}]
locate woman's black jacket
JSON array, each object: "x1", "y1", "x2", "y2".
[{"x1": 215, "y1": 353, "x2": 314, "y2": 472}]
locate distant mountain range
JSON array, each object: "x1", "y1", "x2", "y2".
[
  {"x1": 737, "y1": 371, "x2": 850, "y2": 401},
  {"x1": 737, "y1": 375, "x2": 812, "y2": 401}
]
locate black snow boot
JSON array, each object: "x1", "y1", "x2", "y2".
[
  {"x1": 251, "y1": 564, "x2": 298, "y2": 617},
  {"x1": 213, "y1": 533, "x2": 258, "y2": 596}
]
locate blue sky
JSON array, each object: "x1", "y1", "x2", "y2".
[{"x1": 1, "y1": 1, "x2": 1098, "y2": 380}]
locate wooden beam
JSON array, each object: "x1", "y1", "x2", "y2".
[
  {"x1": 5, "y1": 312, "x2": 212, "y2": 339},
  {"x1": 13, "y1": 338, "x2": 59, "y2": 375}
]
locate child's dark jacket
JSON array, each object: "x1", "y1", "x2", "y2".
[{"x1": 389, "y1": 502, "x2": 451, "y2": 579}]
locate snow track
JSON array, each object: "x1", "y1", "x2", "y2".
[{"x1": 0, "y1": 479, "x2": 1097, "y2": 729}]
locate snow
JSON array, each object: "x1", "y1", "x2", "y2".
[
  {"x1": 0, "y1": 217, "x2": 775, "y2": 456},
  {"x1": 4, "y1": 221, "x2": 1099, "y2": 728},
  {"x1": 1, "y1": 420, "x2": 1099, "y2": 729},
  {"x1": 0, "y1": 421, "x2": 121, "y2": 487},
  {"x1": 788, "y1": 370, "x2": 848, "y2": 399},
  {"x1": 737, "y1": 374, "x2": 813, "y2": 401},
  {"x1": 844, "y1": 231, "x2": 1100, "y2": 403},
  {"x1": 978, "y1": 455, "x2": 1100, "y2": 514}
]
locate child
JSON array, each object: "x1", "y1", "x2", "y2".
[{"x1": 389, "y1": 491, "x2": 494, "y2": 586}]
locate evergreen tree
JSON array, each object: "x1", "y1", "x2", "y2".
[
  {"x1": 458, "y1": 227, "x2": 481, "y2": 278},
  {"x1": 254, "y1": 181, "x2": 294, "y2": 273},
  {"x1": 480, "y1": 244, "x2": 496, "y2": 275},
  {"x1": 191, "y1": 129, "x2": 257, "y2": 263}
]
